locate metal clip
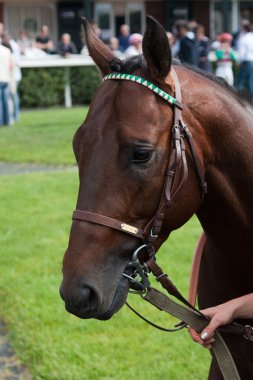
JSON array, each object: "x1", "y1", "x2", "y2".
[
  {"x1": 243, "y1": 325, "x2": 253, "y2": 341},
  {"x1": 150, "y1": 228, "x2": 159, "y2": 239},
  {"x1": 123, "y1": 245, "x2": 151, "y2": 292}
]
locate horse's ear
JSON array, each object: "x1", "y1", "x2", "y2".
[
  {"x1": 143, "y1": 16, "x2": 172, "y2": 84},
  {"x1": 81, "y1": 17, "x2": 117, "y2": 75}
]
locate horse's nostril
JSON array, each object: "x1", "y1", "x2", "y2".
[
  {"x1": 61, "y1": 282, "x2": 100, "y2": 315},
  {"x1": 80, "y1": 285, "x2": 98, "y2": 308},
  {"x1": 81, "y1": 285, "x2": 92, "y2": 302}
]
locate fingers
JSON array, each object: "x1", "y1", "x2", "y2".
[
  {"x1": 188, "y1": 326, "x2": 202, "y2": 344},
  {"x1": 200, "y1": 316, "x2": 223, "y2": 341},
  {"x1": 188, "y1": 326, "x2": 215, "y2": 349}
]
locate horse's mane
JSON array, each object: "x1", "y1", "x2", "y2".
[
  {"x1": 109, "y1": 55, "x2": 253, "y2": 106},
  {"x1": 186, "y1": 63, "x2": 253, "y2": 106}
]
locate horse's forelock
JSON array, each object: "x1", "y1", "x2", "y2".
[{"x1": 109, "y1": 55, "x2": 147, "y2": 75}]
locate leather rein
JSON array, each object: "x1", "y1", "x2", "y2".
[{"x1": 72, "y1": 68, "x2": 252, "y2": 380}]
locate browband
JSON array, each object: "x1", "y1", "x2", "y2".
[{"x1": 103, "y1": 73, "x2": 183, "y2": 110}]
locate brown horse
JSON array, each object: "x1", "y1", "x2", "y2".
[{"x1": 60, "y1": 16, "x2": 253, "y2": 379}]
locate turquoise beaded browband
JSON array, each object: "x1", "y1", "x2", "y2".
[{"x1": 103, "y1": 73, "x2": 183, "y2": 109}]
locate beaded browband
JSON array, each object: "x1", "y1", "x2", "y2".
[{"x1": 103, "y1": 73, "x2": 183, "y2": 110}]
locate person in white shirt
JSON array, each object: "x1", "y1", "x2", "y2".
[
  {"x1": 236, "y1": 23, "x2": 253, "y2": 93},
  {"x1": 0, "y1": 43, "x2": 13, "y2": 126},
  {"x1": 2, "y1": 31, "x2": 22, "y2": 122}
]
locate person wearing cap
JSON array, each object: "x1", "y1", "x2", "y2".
[
  {"x1": 124, "y1": 33, "x2": 143, "y2": 58},
  {"x1": 215, "y1": 32, "x2": 237, "y2": 86},
  {"x1": 236, "y1": 23, "x2": 253, "y2": 93}
]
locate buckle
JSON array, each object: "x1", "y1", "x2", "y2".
[
  {"x1": 150, "y1": 228, "x2": 159, "y2": 238},
  {"x1": 243, "y1": 325, "x2": 253, "y2": 341}
]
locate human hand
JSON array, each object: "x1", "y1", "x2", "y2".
[{"x1": 188, "y1": 301, "x2": 237, "y2": 348}]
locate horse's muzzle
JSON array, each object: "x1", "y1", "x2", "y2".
[
  {"x1": 59, "y1": 274, "x2": 130, "y2": 320},
  {"x1": 59, "y1": 281, "x2": 102, "y2": 319}
]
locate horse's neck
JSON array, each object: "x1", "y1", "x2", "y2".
[{"x1": 197, "y1": 93, "x2": 253, "y2": 245}]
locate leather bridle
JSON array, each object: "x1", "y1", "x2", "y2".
[
  {"x1": 72, "y1": 68, "x2": 207, "y2": 246},
  {"x1": 71, "y1": 66, "x2": 210, "y2": 324}
]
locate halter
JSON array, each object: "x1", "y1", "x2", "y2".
[{"x1": 72, "y1": 68, "x2": 207, "y2": 244}]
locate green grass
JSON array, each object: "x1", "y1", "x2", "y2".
[
  {"x1": 0, "y1": 108, "x2": 210, "y2": 379},
  {"x1": 0, "y1": 107, "x2": 88, "y2": 164}
]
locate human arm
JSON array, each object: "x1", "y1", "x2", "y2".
[{"x1": 189, "y1": 293, "x2": 253, "y2": 348}]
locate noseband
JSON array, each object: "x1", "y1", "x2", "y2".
[{"x1": 72, "y1": 69, "x2": 207, "y2": 245}]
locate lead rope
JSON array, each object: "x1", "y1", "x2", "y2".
[{"x1": 144, "y1": 288, "x2": 241, "y2": 380}]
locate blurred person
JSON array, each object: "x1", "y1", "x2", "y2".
[
  {"x1": 232, "y1": 19, "x2": 250, "y2": 49},
  {"x1": 36, "y1": 25, "x2": 55, "y2": 53},
  {"x1": 90, "y1": 20, "x2": 102, "y2": 39},
  {"x1": 124, "y1": 33, "x2": 143, "y2": 58},
  {"x1": 23, "y1": 41, "x2": 47, "y2": 58},
  {"x1": 210, "y1": 33, "x2": 221, "y2": 51},
  {"x1": 195, "y1": 25, "x2": 212, "y2": 72},
  {"x1": 0, "y1": 42, "x2": 13, "y2": 126},
  {"x1": 0, "y1": 22, "x2": 4, "y2": 42},
  {"x1": 80, "y1": 44, "x2": 88, "y2": 56},
  {"x1": 177, "y1": 22, "x2": 199, "y2": 66},
  {"x1": 215, "y1": 33, "x2": 237, "y2": 86},
  {"x1": 188, "y1": 19, "x2": 198, "y2": 34},
  {"x1": 236, "y1": 23, "x2": 253, "y2": 93},
  {"x1": 108, "y1": 37, "x2": 122, "y2": 58},
  {"x1": 57, "y1": 33, "x2": 77, "y2": 57},
  {"x1": 17, "y1": 30, "x2": 30, "y2": 55},
  {"x1": 80, "y1": 21, "x2": 102, "y2": 55},
  {"x1": 118, "y1": 24, "x2": 130, "y2": 53},
  {"x1": 166, "y1": 31, "x2": 179, "y2": 58},
  {"x1": 166, "y1": 31, "x2": 175, "y2": 47},
  {"x1": 2, "y1": 31, "x2": 22, "y2": 122}
]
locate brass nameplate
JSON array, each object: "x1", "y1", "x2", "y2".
[{"x1": 120, "y1": 223, "x2": 138, "y2": 235}]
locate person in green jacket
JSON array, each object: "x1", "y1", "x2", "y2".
[{"x1": 215, "y1": 32, "x2": 237, "y2": 86}]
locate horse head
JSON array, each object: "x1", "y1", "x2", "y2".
[{"x1": 60, "y1": 16, "x2": 205, "y2": 320}]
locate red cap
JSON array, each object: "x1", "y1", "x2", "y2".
[{"x1": 219, "y1": 33, "x2": 233, "y2": 42}]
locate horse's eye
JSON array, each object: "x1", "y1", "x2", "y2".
[{"x1": 132, "y1": 149, "x2": 153, "y2": 163}]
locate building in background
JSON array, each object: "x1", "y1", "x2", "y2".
[{"x1": 0, "y1": 0, "x2": 253, "y2": 50}]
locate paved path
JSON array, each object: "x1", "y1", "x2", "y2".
[
  {"x1": 0, "y1": 161, "x2": 76, "y2": 379},
  {"x1": 0, "y1": 322, "x2": 31, "y2": 380},
  {"x1": 0, "y1": 162, "x2": 76, "y2": 175}
]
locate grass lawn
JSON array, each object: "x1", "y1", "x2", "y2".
[
  {"x1": 0, "y1": 108, "x2": 210, "y2": 379},
  {"x1": 0, "y1": 107, "x2": 88, "y2": 164}
]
